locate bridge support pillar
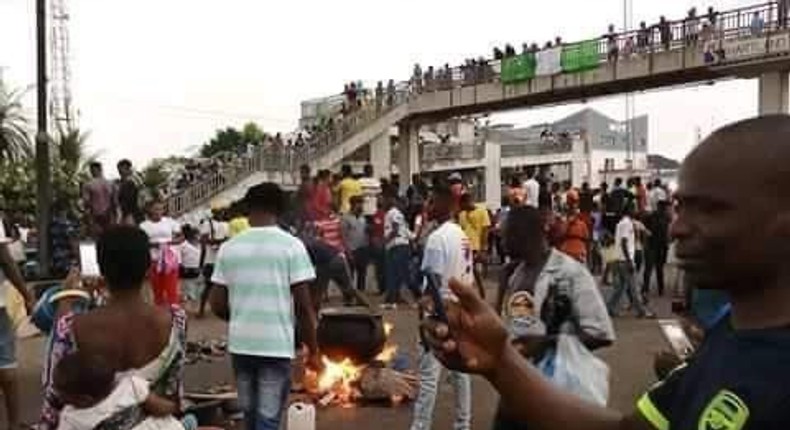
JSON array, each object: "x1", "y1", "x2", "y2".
[
  {"x1": 483, "y1": 141, "x2": 502, "y2": 209},
  {"x1": 369, "y1": 132, "x2": 391, "y2": 180},
  {"x1": 397, "y1": 122, "x2": 419, "y2": 194},
  {"x1": 758, "y1": 71, "x2": 789, "y2": 116}
]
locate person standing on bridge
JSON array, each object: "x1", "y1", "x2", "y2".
[
  {"x1": 424, "y1": 115, "x2": 790, "y2": 430},
  {"x1": 658, "y1": 16, "x2": 672, "y2": 51}
]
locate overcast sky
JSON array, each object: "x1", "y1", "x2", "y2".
[{"x1": 0, "y1": 0, "x2": 761, "y2": 168}]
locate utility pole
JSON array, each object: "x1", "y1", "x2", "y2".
[
  {"x1": 623, "y1": 0, "x2": 635, "y2": 174},
  {"x1": 36, "y1": 0, "x2": 52, "y2": 277}
]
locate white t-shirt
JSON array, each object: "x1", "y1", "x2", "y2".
[
  {"x1": 140, "y1": 217, "x2": 181, "y2": 262},
  {"x1": 523, "y1": 178, "x2": 540, "y2": 208},
  {"x1": 421, "y1": 221, "x2": 473, "y2": 295},
  {"x1": 615, "y1": 216, "x2": 636, "y2": 262},
  {"x1": 384, "y1": 207, "x2": 411, "y2": 249},
  {"x1": 199, "y1": 219, "x2": 229, "y2": 265},
  {"x1": 57, "y1": 376, "x2": 184, "y2": 430},
  {"x1": 647, "y1": 187, "x2": 668, "y2": 212},
  {"x1": 179, "y1": 242, "x2": 201, "y2": 269},
  {"x1": 358, "y1": 177, "x2": 381, "y2": 216}
]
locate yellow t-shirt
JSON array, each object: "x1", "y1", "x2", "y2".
[
  {"x1": 338, "y1": 178, "x2": 363, "y2": 213},
  {"x1": 459, "y1": 205, "x2": 492, "y2": 252},
  {"x1": 228, "y1": 216, "x2": 250, "y2": 237}
]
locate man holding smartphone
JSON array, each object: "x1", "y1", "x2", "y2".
[
  {"x1": 0, "y1": 217, "x2": 33, "y2": 430},
  {"x1": 410, "y1": 184, "x2": 472, "y2": 430}
]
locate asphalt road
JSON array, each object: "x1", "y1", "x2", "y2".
[{"x1": 7, "y1": 277, "x2": 672, "y2": 429}]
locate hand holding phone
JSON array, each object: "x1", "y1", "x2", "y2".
[
  {"x1": 423, "y1": 272, "x2": 449, "y2": 323},
  {"x1": 658, "y1": 319, "x2": 695, "y2": 359},
  {"x1": 78, "y1": 242, "x2": 100, "y2": 277}
]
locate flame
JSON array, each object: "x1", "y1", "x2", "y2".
[
  {"x1": 316, "y1": 357, "x2": 362, "y2": 406},
  {"x1": 307, "y1": 321, "x2": 398, "y2": 407},
  {"x1": 375, "y1": 344, "x2": 398, "y2": 362}
]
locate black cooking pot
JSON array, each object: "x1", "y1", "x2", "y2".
[{"x1": 317, "y1": 307, "x2": 386, "y2": 365}]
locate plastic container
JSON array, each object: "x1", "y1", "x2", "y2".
[{"x1": 287, "y1": 402, "x2": 315, "y2": 430}]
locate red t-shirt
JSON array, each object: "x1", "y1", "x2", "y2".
[
  {"x1": 311, "y1": 183, "x2": 333, "y2": 219},
  {"x1": 370, "y1": 210, "x2": 386, "y2": 245},
  {"x1": 314, "y1": 215, "x2": 345, "y2": 253}
]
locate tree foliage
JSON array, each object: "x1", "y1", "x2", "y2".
[
  {"x1": 0, "y1": 127, "x2": 93, "y2": 217},
  {"x1": 199, "y1": 122, "x2": 267, "y2": 158},
  {"x1": 0, "y1": 83, "x2": 33, "y2": 162}
]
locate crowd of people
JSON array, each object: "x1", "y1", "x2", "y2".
[
  {"x1": 0, "y1": 115, "x2": 787, "y2": 430},
  {"x1": 500, "y1": 172, "x2": 674, "y2": 319},
  {"x1": 407, "y1": 2, "x2": 790, "y2": 94}
]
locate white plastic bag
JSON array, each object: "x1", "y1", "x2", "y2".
[{"x1": 537, "y1": 334, "x2": 610, "y2": 405}]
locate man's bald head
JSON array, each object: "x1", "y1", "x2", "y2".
[
  {"x1": 673, "y1": 115, "x2": 790, "y2": 293},
  {"x1": 683, "y1": 115, "x2": 790, "y2": 204}
]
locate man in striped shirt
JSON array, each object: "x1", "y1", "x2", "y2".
[
  {"x1": 310, "y1": 210, "x2": 368, "y2": 307},
  {"x1": 211, "y1": 183, "x2": 321, "y2": 430}
]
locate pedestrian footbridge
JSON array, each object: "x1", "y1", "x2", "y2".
[{"x1": 170, "y1": 1, "x2": 790, "y2": 221}]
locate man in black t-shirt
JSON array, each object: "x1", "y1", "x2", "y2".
[
  {"x1": 116, "y1": 159, "x2": 142, "y2": 225},
  {"x1": 423, "y1": 115, "x2": 790, "y2": 430},
  {"x1": 603, "y1": 177, "x2": 633, "y2": 234}
]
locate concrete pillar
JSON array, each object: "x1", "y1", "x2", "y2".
[
  {"x1": 369, "y1": 131, "x2": 391, "y2": 179},
  {"x1": 397, "y1": 122, "x2": 419, "y2": 194},
  {"x1": 483, "y1": 140, "x2": 502, "y2": 209},
  {"x1": 758, "y1": 71, "x2": 789, "y2": 116},
  {"x1": 570, "y1": 136, "x2": 587, "y2": 187}
]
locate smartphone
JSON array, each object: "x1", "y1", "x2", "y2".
[
  {"x1": 78, "y1": 242, "x2": 100, "y2": 277},
  {"x1": 658, "y1": 319, "x2": 695, "y2": 359},
  {"x1": 424, "y1": 273, "x2": 449, "y2": 323}
]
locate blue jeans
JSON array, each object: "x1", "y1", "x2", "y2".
[
  {"x1": 232, "y1": 354, "x2": 292, "y2": 430},
  {"x1": 385, "y1": 244, "x2": 413, "y2": 304},
  {"x1": 410, "y1": 348, "x2": 471, "y2": 430},
  {"x1": 606, "y1": 261, "x2": 648, "y2": 316}
]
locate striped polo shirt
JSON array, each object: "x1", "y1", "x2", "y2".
[{"x1": 212, "y1": 226, "x2": 316, "y2": 358}]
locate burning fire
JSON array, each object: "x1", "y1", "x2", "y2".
[
  {"x1": 375, "y1": 323, "x2": 397, "y2": 362},
  {"x1": 307, "y1": 321, "x2": 399, "y2": 407},
  {"x1": 315, "y1": 357, "x2": 361, "y2": 406}
]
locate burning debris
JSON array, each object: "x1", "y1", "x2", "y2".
[{"x1": 305, "y1": 322, "x2": 418, "y2": 407}]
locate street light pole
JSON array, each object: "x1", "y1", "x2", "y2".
[{"x1": 36, "y1": 0, "x2": 52, "y2": 277}]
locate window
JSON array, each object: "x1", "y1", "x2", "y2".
[{"x1": 604, "y1": 158, "x2": 615, "y2": 171}]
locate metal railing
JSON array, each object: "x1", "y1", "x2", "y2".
[
  {"x1": 500, "y1": 139, "x2": 574, "y2": 158},
  {"x1": 407, "y1": 1, "x2": 784, "y2": 92},
  {"x1": 421, "y1": 142, "x2": 485, "y2": 163},
  {"x1": 168, "y1": 1, "x2": 784, "y2": 216},
  {"x1": 166, "y1": 90, "x2": 411, "y2": 216}
]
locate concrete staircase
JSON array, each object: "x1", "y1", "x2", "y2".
[{"x1": 167, "y1": 97, "x2": 409, "y2": 223}]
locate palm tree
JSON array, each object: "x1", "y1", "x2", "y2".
[
  {"x1": 56, "y1": 126, "x2": 94, "y2": 173},
  {"x1": 0, "y1": 83, "x2": 32, "y2": 162},
  {"x1": 52, "y1": 127, "x2": 96, "y2": 215}
]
